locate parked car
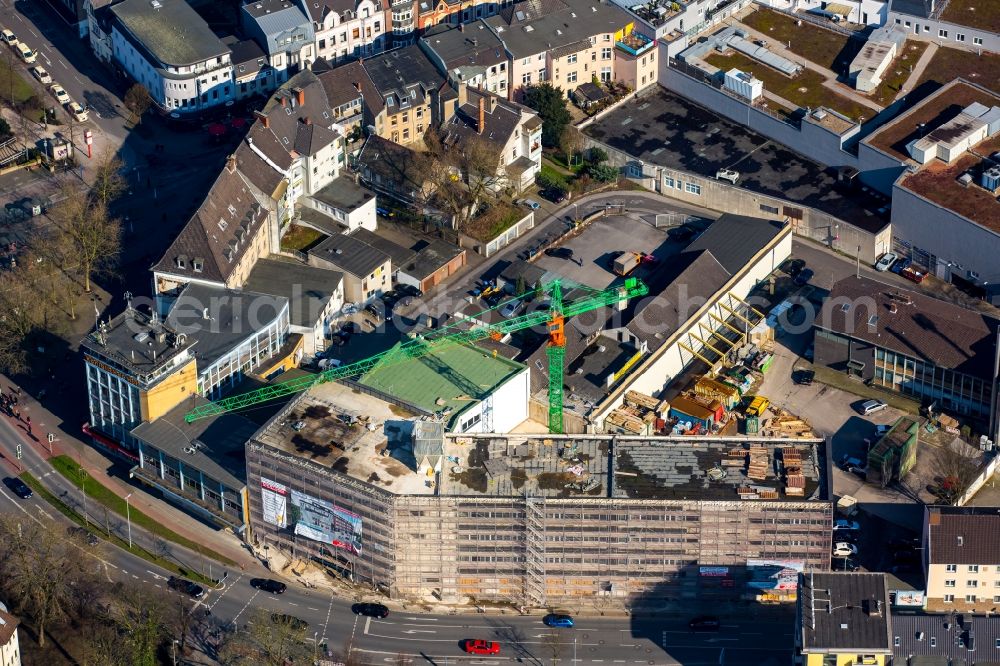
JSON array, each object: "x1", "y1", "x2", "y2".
[
  {"x1": 500, "y1": 299, "x2": 525, "y2": 318},
  {"x1": 365, "y1": 302, "x2": 390, "y2": 321},
  {"x1": 833, "y1": 542, "x2": 858, "y2": 558},
  {"x1": 3, "y1": 477, "x2": 31, "y2": 499},
  {"x1": 168, "y1": 576, "x2": 205, "y2": 599},
  {"x1": 668, "y1": 225, "x2": 696, "y2": 242},
  {"x1": 794, "y1": 268, "x2": 814, "y2": 286},
  {"x1": 397, "y1": 284, "x2": 423, "y2": 298},
  {"x1": 29, "y1": 65, "x2": 51, "y2": 84},
  {"x1": 66, "y1": 101, "x2": 88, "y2": 122},
  {"x1": 900, "y1": 265, "x2": 926, "y2": 283},
  {"x1": 859, "y1": 399, "x2": 887, "y2": 415},
  {"x1": 375, "y1": 206, "x2": 394, "y2": 217},
  {"x1": 539, "y1": 188, "x2": 567, "y2": 204},
  {"x1": 544, "y1": 247, "x2": 574, "y2": 260},
  {"x1": 837, "y1": 558, "x2": 860, "y2": 572},
  {"x1": 50, "y1": 83, "x2": 70, "y2": 105},
  {"x1": 250, "y1": 578, "x2": 286, "y2": 594},
  {"x1": 890, "y1": 257, "x2": 911, "y2": 274},
  {"x1": 67, "y1": 526, "x2": 100, "y2": 546},
  {"x1": 16, "y1": 42, "x2": 35, "y2": 63},
  {"x1": 543, "y1": 613, "x2": 574, "y2": 628},
  {"x1": 463, "y1": 640, "x2": 501, "y2": 655},
  {"x1": 352, "y1": 603, "x2": 389, "y2": 618},
  {"x1": 781, "y1": 258, "x2": 806, "y2": 277},
  {"x1": 875, "y1": 252, "x2": 898, "y2": 272},
  {"x1": 519, "y1": 198, "x2": 541, "y2": 210},
  {"x1": 271, "y1": 613, "x2": 308, "y2": 630},
  {"x1": 794, "y1": 369, "x2": 815, "y2": 386},
  {"x1": 688, "y1": 616, "x2": 721, "y2": 631},
  {"x1": 1, "y1": 29, "x2": 18, "y2": 47},
  {"x1": 833, "y1": 519, "x2": 860, "y2": 532}
]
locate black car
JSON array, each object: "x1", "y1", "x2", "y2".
[
  {"x1": 168, "y1": 576, "x2": 205, "y2": 599},
  {"x1": 782, "y1": 258, "x2": 806, "y2": 277},
  {"x1": 397, "y1": 284, "x2": 423, "y2": 298},
  {"x1": 837, "y1": 558, "x2": 861, "y2": 572},
  {"x1": 794, "y1": 268, "x2": 814, "y2": 286},
  {"x1": 795, "y1": 369, "x2": 815, "y2": 386},
  {"x1": 352, "y1": 602, "x2": 389, "y2": 618},
  {"x1": 544, "y1": 247, "x2": 574, "y2": 260},
  {"x1": 250, "y1": 578, "x2": 287, "y2": 594},
  {"x1": 668, "y1": 225, "x2": 696, "y2": 241},
  {"x1": 539, "y1": 188, "x2": 567, "y2": 204},
  {"x1": 365, "y1": 302, "x2": 391, "y2": 321},
  {"x1": 67, "y1": 526, "x2": 99, "y2": 546},
  {"x1": 271, "y1": 613, "x2": 308, "y2": 630},
  {"x1": 688, "y1": 616, "x2": 721, "y2": 631},
  {"x1": 3, "y1": 477, "x2": 32, "y2": 499}
]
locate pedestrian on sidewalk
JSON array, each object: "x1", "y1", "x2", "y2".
[{"x1": 14, "y1": 409, "x2": 20, "y2": 421}]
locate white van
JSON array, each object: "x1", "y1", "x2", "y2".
[{"x1": 16, "y1": 42, "x2": 36, "y2": 64}]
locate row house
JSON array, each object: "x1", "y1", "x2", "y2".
[
  {"x1": 301, "y1": 0, "x2": 388, "y2": 63},
  {"x1": 362, "y1": 44, "x2": 449, "y2": 147},
  {"x1": 415, "y1": 0, "x2": 513, "y2": 32},
  {"x1": 241, "y1": 0, "x2": 317, "y2": 86},
  {"x1": 420, "y1": 23, "x2": 509, "y2": 95}
]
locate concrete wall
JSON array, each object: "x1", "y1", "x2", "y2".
[
  {"x1": 888, "y1": 12, "x2": 1000, "y2": 53},
  {"x1": 660, "y1": 66, "x2": 860, "y2": 169},
  {"x1": 454, "y1": 366, "x2": 530, "y2": 433},
  {"x1": 890, "y1": 181, "x2": 1000, "y2": 295},
  {"x1": 857, "y1": 142, "x2": 907, "y2": 195}
]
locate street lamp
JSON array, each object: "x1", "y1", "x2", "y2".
[
  {"x1": 80, "y1": 468, "x2": 89, "y2": 527},
  {"x1": 124, "y1": 492, "x2": 133, "y2": 549},
  {"x1": 171, "y1": 639, "x2": 179, "y2": 666}
]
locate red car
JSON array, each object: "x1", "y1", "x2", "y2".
[
  {"x1": 463, "y1": 640, "x2": 501, "y2": 655},
  {"x1": 900, "y1": 266, "x2": 926, "y2": 284}
]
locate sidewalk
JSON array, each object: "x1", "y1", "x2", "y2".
[
  {"x1": 897, "y1": 41, "x2": 938, "y2": 97},
  {"x1": 2, "y1": 375, "x2": 258, "y2": 571}
]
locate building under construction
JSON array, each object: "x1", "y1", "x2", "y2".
[{"x1": 245, "y1": 381, "x2": 832, "y2": 606}]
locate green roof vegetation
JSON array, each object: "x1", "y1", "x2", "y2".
[{"x1": 360, "y1": 343, "x2": 524, "y2": 426}]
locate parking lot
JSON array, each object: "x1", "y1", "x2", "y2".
[{"x1": 584, "y1": 88, "x2": 890, "y2": 233}]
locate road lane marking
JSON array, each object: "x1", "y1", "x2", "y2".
[
  {"x1": 207, "y1": 573, "x2": 243, "y2": 611},
  {"x1": 229, "y1": 589, "x2": 260, "y2": 626},
  {"x1": 400, "y1": 629, "x2": 436, "y2": 634}
]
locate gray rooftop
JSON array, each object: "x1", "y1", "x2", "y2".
[
  {"x1": 484, "y1": 0, "x2": 632, "y2": 58},
  {"x1": 81, "y1": 307, "x2": 195, "y2": 381},
  {"x1": 111, "y1": 0, "x2": 229, "y2": 66},
  {"x1": 420, "y1": 23, "x2": 507, "y2": 71},
  {"x1": 131, "y1": 396, "x2": 259, "y2": 491},
  {"x1": 309, "y1": 232, "x2": 391, "y2": 277},
  {"x1": 892, "y1": 613, "x2": 1000, "y2": 663},
  {"x1": 310, "y1": 176, "x2": 376, "y2": 212},
  {"x1": 243, "y1": 257, "x2": 343, "y2": 329},
  {"x1": 350, "y1": 228, "x2": 416, "y2": 270},
  {"x1": 685, "y1": 214, "x2": 788, "y2": 275},
  {"x1": 242, "y1": 0, "x2": 314, "y2": 52},
  {"x1": 397, "y1": 239, "x2": 464, "y2": 281},
  {"x1": 363, "y1": 45, "x2": 445, "y2": 105},
  {"x1": 799, "y1": 572, "x2": 893, "y2": 654},
  {"x1": 165, "y1": 283, "x2": 288, "y2": 370}
]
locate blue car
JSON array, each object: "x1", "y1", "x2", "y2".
[{"x1": 543, "y1": 613, "x2": 574, "y2": 628}]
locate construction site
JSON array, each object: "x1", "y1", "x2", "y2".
[{"x1": 245, "y1": 376, "x2": 833, "y2": 606}]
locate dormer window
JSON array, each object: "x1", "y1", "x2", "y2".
[
  {"x1": 387, "y1": 95, "x2": 394, "y2": 106},
  {"x1": 218, "y1": 219, "x2": 228, "y2": 231},
  {"x1": 176, "y1": 255, "x2": 188, "y2": 269},
  {"x1": 192, "y1": 257, "x2": 204, "y2": 273}
]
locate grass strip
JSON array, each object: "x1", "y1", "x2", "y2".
[
  {"x1": 18, "y1": 471, "x2": 217, "y2": 586},
  {"x1": 48, "y1": 455, "x2": 237, "y2": 567}
]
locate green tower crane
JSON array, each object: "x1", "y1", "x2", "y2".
[{"x1": 184, "y1": 277, "x2": 648, "y2": 432}]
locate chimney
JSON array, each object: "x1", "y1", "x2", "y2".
[
  {"x1": 280, "y1": 96, "x2": 287, "y2": 108},
  {"x1": 457, "y1": 80, "x2": 469, "y2": 108},
  {"x1": 226, "y1": 154, "x2": 237, "y2": 173},
  {"x1": 489, "y1": 95, "x2": 498, "y2": 113},
  {"x1": 296, "y1": 87, "x2": 305, "y2": 106},
  {"x1": 353, "y1": 81, "x2": 362, "y2": 93},
  {"x1": 478, "y1": 96, "x2": 485, "y2": 135},
  {"x1": 254, "y1": 110, "x2": 270, "y2": 128},
  {"x1": 304, "y1": 116, "x2": 312, "y2": 125}
]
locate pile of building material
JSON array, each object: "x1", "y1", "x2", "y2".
[
  {"x1": 694, "y1": 377, "x2": 741, "y2": 410},
  {"x1": 780, "y1": 447, "x2": 806, "y2": 496},
  {"x1": 605, "y1": 390, "x2": 666, "y2": 436},
  {"x1": 747, "y1": 444, "x2": 770, "y2": 480},
  {"x1": 766, "y1": 409, "x2": 814, "y2": 437}
]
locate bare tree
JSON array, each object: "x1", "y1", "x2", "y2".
[
  {"x1": 102, "y1": 582, "x2": 172, "y2": 666},
  {"x1": 424, "y1": 130, "x2": 508, "y2": 230},
  {"x1": 0, "y1": 515, "x2": 98, "y2": 647},
  {"x1": 935, "y1": 438, "x2": 983, "y2": 504},
  {"x1": 123, "y1": 83, "x2": 152, "y2": 126},
  {"x1": 559, "y1": 126, "x2": 583, "y2": 168},
  {"x1": 0, "y1": 266, "x2": 39, "y2": 373},
  {"x1": 91, "y1": 152, "x2": 126, "y2": 209},
  {"x1": 219, "y1": 608, "x2": 312, "y2": 666},
  {"x1": 48, "y1": 185, "x2": 122, "y2": 292}
]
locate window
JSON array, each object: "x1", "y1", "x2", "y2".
[
  {"x1": 967, "y1": 580, "x2": 978, "y2": 588},
  {"x1": 601, "y1": 47, "x2": 612, "y2": 60},
  {"x1": 994, "y1": 596, "x2": 1000, "y2": 603},
  {"x1": 956, "y1": 33, "x2": 966, "y2": 42},
  {"x1": 945, "y1": 580, "x2": 956, "y2": 587},
  {"x1": 567, "y1": 54, "x2": 577, "y2": 64},
  {"x1": 944, "y1": 594, "x2": 954, "y2": 603},
  {"x1": 522, "y1": 72, "x2": 531, "y2": 85},
  {"x1": 966, "y1": 594, "x2": 977, "y2": 603},
  {"x1": 685, "y1": 182, "x2": 701, "y2": 195},
  {"x1": 567, "y1": 71, "x2": 577, "y2": 83},
  {"x1": 893, "y1": 637, "x2": 900, "y2": 647},
  {"x1": 760, "y1": 204, "x2": 779, "y2": 214},
  {"x1": 947, "y1": 564, "x2": 957, "y2": 572},
  {"x1": 603, "y1": 34, "x2": 610, "y2": 41},
  {"x1": 974, "y1": 37, "x2": 983, "y2": 45},
  {"x1": 939, "y1": 29, "x2": 948, "y2": 37},
  {"x1": 663, "y1": 175, "x2": 674, "y2": 188},
  {"x1": 538, "y1": 68, "x2": 546, "y2": 80},
  {"x1": 930, "y1": 637, "x2": 937, "y2": 647},
  {"x1": 969, "y1": 565, "x2": 979, "y2": 573}
]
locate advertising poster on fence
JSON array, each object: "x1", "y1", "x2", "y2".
[{"x1": 259, "y1": 478, "x2": 363, "y2": 554}]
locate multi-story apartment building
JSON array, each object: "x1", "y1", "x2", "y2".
[
  {"x1": 420, "y1": 23, "x2": 510, "y2": 95},
  {"x1": 482, "y1": 0, "x2": 655, "y2": 100},
  {"x1": 109, "y1": 0, "x2": 235, "y2": 113},
  {"x1": 924, "y1": 507, "x2": 1000, "y2": 613},
  {"x1": 362, "y1": 44, "x2": 447, "y2": 146},
  {"x1": 241, "y1": 0, "x2": 317, "y2": 86},
  {"x1": 415, "y1": 0, "x2": 512, "y2": 32},
  {"x1": 0, "y1": 604, "x2": 20, "y2": 666},
  {"x1": 795, "y1": 572, "x2": 893, "y2": 666},
  {"x1": 228, "y1": 38, "x2": 281, "y2": 101},
  {"x1": 300, "y1": 0, "x2": 388, "y2": 63},
  {"x1": 388, "y1": 0, "x2": 419, "y2": 46}
]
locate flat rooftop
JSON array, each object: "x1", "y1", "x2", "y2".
[
  {"x1": 82, "y1": 307, "x2": 195, "y2": 380},
  {"x1": 864, "y1": 80, "x2": 1000, "y2": 163},
  {"x1": 799, "y1": 572, "x2": 892, "y2": 654},
  {"x1": 110, "y1": 0, "x2": 228, "y2": 66},
  {"x1": 585, "y1": 89, "x2": 890, "y2": 233},
  {"x1": 310, "y1": 176, "x2": 376, "y2": 212},
  {"x1": 443, "y1": 434, "x2": 826, "y2": 500}
]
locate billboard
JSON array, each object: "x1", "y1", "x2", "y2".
[
  {"x1": 699, "y1": 566, "x2": 730, "y2": 577},
  {"x1": 892, "y1": 590, "x2": 925, "y2": 607},
  {"x1": 260, "y1": 478, "x2": 363, "y2": 555},
  {"x1": 746, "y1": 559, "x2": 805, "y2": 591}
]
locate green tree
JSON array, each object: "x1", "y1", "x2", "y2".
[
  {"x1": 523, "y1": 83, "x2": 571, "y2": 148},
  {"x1": 589, "y1": 163, "x2": 619, "y2": 183},
  {"x1": 589, "y1": 146, "x2": 608, "y2": 164},
  {"x1": 219, "y1": 609, "x2": 312, "y2": 666},
  {"x1": 515, "y1": 275, "x2": 527, "y2": 297}
]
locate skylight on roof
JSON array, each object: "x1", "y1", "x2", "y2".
[
  {"x1": 841, "y1": 303, "x2": 850, "y2": 312},
  {"x1": 868, "y1": 315, "x2": 878, "y2": 326},
  {"x1": 218, "y1": 219, "x2": 228, "y2": 231}
]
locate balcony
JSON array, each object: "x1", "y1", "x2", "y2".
[{"x1": 616, "y1": 31, "x2": 655, "y2": 57}]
